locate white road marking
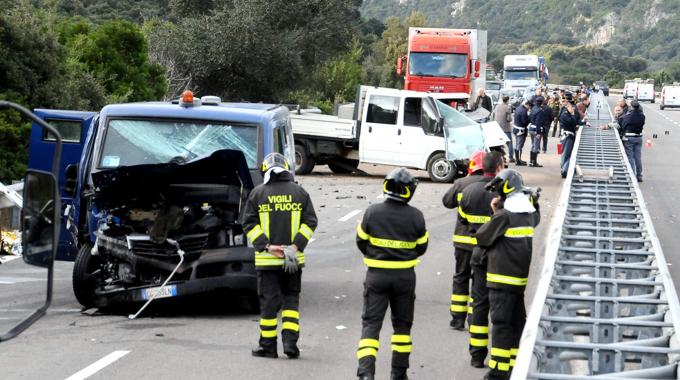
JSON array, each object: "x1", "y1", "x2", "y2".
[
  {"x1": 376, "y1": 194, "x2": 384, "y2": 199},
  {"x1": 0, "y1": 276, "x2": 46, "y2": 284},
  {"x1": 338, "y1": 209, "x2": 362, "y2": 222},
  {"x1": 65, "y1": 350, "x2": 130, "y2": 380},
  {"x1": 308, "y1": 238, "x2": 316, "y2": 245},
  {"x1": 0, "y1": 308, "x2": 81, "y2": 313}
]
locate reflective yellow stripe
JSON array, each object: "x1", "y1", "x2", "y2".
[
  {"x1": 457, "y1": 193, "x2": 463, "y2": 202},
  {"x1": 363, "y1": 258, "x2": 419, "y2": 269},
  {"x1": 450, "y1": 305, "x2": 468, "y2": 312},
  {"x1": 451, "y1": 294, "x2": 469, "y2": 302},
  {"x1": 469, "y1": 338, "x2": 488, "y2": 347},
  {"x1": 469, "y1": 325, "x2": 489, "y2": 334},
  {"x1": 458, "y1": 207, "x2": 491, "y2": 224},
  {"x1": 260, "y1": 330, "x2": 277, "y2": 338},
  {"x1": 489, "y1": 359, "x2": 497, "y2": 369},
  {"x1": 260, "y1": 318, "x2": 277, "y2": 327},
  {"x1": 247, "y1": 225, "x2": 264, "y2": 241},
  {"x1": 468, "y1": 306, "x2": 473, "y2": 314},
  {"x1": 510, "y1": 348, "x2": 519, "y2": 356},
  {"x1": 298, "y1": 223, "x2": 314, "y2": 240},
  {"x1": 282, "y1": 310, "x2": 299, "y2": 319},
  {"x1": 510, "y1": 359, "x2": 516, "y2": 367},
  {"x1": 259, "y1": 212, "x2": 270, "y2": 239},
  {"x1": 255, "y1": 252, "x2": 284, "y2": 266},
  {"x1": 282, "y1": 322, "x2": 299, "y2": 332},
  {"x1": 491, "y1": 348, "x2": 512, "y2": 358},
  {"x1": 357, "y1": 347, "x2": 377, "y2": 359},
  {"x1": 391, "y1": 344, "x2": 412, "y2": 353},
  {"x1": 356, "y1": 224, "x2": 369, "y2": 240},
  {"x1": 504, "y1": 227, "x2": 534, "y2": 237},
  {"x1": 415, "y1": 231, "x2": 429, "y2": 245},
  {"x1": 291, "y1": 210, "x2": 301, "y2": 241},
  {"x1": 487, "y1": 273, "x2": 528, "y2": 286},
  {"x1": 489, "y1": 360, "x2": 510, "y2": 371},
  {"x1": 369, "y1": 236, "x2": 417, "y2": 249},
  {"x1": 359, "y1": 339, "x2": 380, "y2": 349},
  {"x1": 453, "y1": 235, "x2": 478, "y2": 245},
  {"x1": 391, "y1": 335, "x2": 411, "y2": 344}
]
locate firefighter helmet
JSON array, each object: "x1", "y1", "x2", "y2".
[
  {"x1": 383, "y1": 168, "x2": 417, "y2": 203},
  {"x1": 485, "y1": 169, "x2": 527, "y2": 197},
  {"x1": 261, "y1": 152, "x2": 289, "y2": 174},
  {"x1": 467, "y1": 151, "x2": 487, "y2": 175}
]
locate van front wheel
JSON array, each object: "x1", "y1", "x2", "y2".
[{"x1": 427, "y1": 153, "x2": 455, "y2": 183}]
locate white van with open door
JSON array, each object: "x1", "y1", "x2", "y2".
[{"x1": 660, "y1": 85, "x2": 680, "y2": 110}]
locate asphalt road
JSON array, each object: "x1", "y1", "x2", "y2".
[{"x1": 1, "y1": 151, "x2": 568, "y2": 379}]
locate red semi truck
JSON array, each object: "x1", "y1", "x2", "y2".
[{"x1": 397, "y1": 27, "x2": 487, "y2": 105}]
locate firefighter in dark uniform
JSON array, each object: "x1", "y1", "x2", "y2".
[
  {"x1": 442, "y1": 150, "x2": 488, "y2": 330},
  {"x1": 356, "y1": 168, "x2": 428, "y2": 380},
  {"x1": 243, "y1": 153, "x2": 318, "y2": 359},
  {"x1": 459, "y1": 151, "x2": 505, "y2": 368},
  {"x1": 476, "y1": 170, "x2": 541, "y2": 380}
]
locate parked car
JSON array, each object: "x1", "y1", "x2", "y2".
[{"x1": 594, "y1": 81, "x2": 609, "y2": 96}]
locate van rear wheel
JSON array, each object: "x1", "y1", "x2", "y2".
[
  {"x1": 427, "y1": 153, "x2": 455, "y2": 183},
  {"x1": 294, "y1": 144, "x2": 315, "y2": 175}
]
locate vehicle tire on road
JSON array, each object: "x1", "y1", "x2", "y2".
[
  {"x1": 328, "y1": 159, "x2": 359, "y2": 174},
  {"x1": 294, "y1": 143, "x2": 315, "y2": 175},
  {"x1": 73, "y1": 242, "x2": 100, "y2": 308},
  {"x1": 427, "y1": 152, "x2": 455, "y2": 183}
]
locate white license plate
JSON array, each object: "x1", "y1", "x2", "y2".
[{"x1": 142, "y1": 285, "x2": 177, "y2": 300}]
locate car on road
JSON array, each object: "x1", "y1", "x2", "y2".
[
  {"x1": 594, "y1": 81, "x2": 609, "y2": 96},
  {"x1": 27, "y1": 92, "x2": 292, "y2": 310},
  {"x1": 485, "y1": 80, "x2": 503, "y2": 101},
  {"x1": 660, "y1": 85, "x2": 680, "y2": 110}
]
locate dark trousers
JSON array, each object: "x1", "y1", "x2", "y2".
[
  {"x1": 469, "y1": 251, "x2": 489, "y2": 360},
  {"x1": 560, "y1": 135, "x2": 575, "y2": 176},
  {"x1": 623, "y1": 136, "x2": 643, "y2": 178},
  {"x1": 551, "y1": 119, "x2": 559, "y2": 137},
  {"x1": 451, "y1": 247, "x2": 473, "y2": 321},
  {"x1": 487, "y1": 288, "x2": 526, "y2": 380},
  {"x1": 541, "y1": 129, "x2": 549, "y2": 152},
  {"x1": 529, "y1": 132, "x2": 541, "y2": 153},
  {"x1": 357, "y1": 268, "x2": 416, "y2": 377},
  {"x1": 257, "y1": 269, "x2": 302, "y2": 350},
  {"x1": 514, "y1": 133, "x2": 527, "y2": 155}
]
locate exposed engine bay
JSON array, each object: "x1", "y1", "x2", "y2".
[{"x1": 88, "y1": 150, "x2": 255, "y2": 291}]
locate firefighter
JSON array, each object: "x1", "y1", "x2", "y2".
[
  {"x1": 459, "y1": 152, "x2": 505, "y2": 368},
  {"x1": 477, "y1": 170, "x2": 541, "y2": 380},
  {"x1": 442, "y1": 151, "x2": 488, "y2": 330},
  {"x1": 243, "y1": 152, "x2": 318, "y2": 359},
  {"x1": 356, "y1": 168, "x2": 428, "y2": 380}
]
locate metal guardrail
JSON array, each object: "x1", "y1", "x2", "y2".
[{"x1": 512, "y1": 93, "x2": 680, "y2": 379}]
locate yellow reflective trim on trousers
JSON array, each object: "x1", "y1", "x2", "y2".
[
  {"x1": 510, "y1": 359, "x2": 516, "y2": 367},
  {"x1": 487, "y1": 272, "x2": 528, "y2": 286},
  {"x1": 469, "y1": 325, "x2": 489, "y2": 334},
  {"x1": 489, "y1": 360, "x2": 510, "y2": 371},
  {"x1": 391, "y1": 344, "x2": 412, "y2": 353},
  {"x1": 458, "y1": 207, "x2": 491, "y2": 224},
  {"x1": 247, "y1": 225, "x2": 264, "y2": 241},
  {"x1": 450, "y1": 305, "x2": 468, "y2": 312},
  {"x1": 260, "y1": 330, "x2": 277, "y2": 338},
  {"x1": 356, "y1": 224, "x2": 369, "y2": 240},
  {"x1": 358, "y1": 339, "x2": 380, "y2": 349},
  {"x1": 357, "y1": 347, "x2": 377, "y2": 359},
  {"x1": 468, "y1": 305, "x2": 473, "y2": 314},
  {"x1": 491, "y1": 348, "x2": 512, "y2": 358},
  {"x1": 391, "y1": 335, "x2": 411, "y2": 344},
  {"x1": 453, "y1": 235, "x2": 478, "y2": 245},
  {"x1": 510, "y1": 348, "x2": 519, "y2": 356},
  {"x1": 260, "y1": 318, "x2": 277, "y2": 327},
  {"x1": 299, "y1": 223, "x2": 314, "y2": 240},
  {"x1": 363, "y1": 258, "x2": 419, "y2": 269},
  {"x1": 451, "y1": 294, "x2": 469, "y2": 302},
  {"x1": 282, "y1": 310, "x2": 299, "y2": 319},
  {"x1": 469, "y1": 338, "x2": 488, "y2": 347},
  {"x1": 291, "y1": 210, "x2": 301, "y2": 241},
  {"x1": 504, "y1": 227, "x2": 534, "y2": 238},
  {"x1": 259, "y1": 212, "x2": 270, "y2": 239},
  {"x1": 282, "y1": 322, "x2": 299, "y2": 332}
]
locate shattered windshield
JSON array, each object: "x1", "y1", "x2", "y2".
[
  {"x1": 436, "y1": 100, "x2": 485, "y2": 161},
  {"x1": 99, "y1": 119, "x2": 258, "y2": 169}
]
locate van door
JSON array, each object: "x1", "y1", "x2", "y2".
[
  {"x1": 28, "y1": 109, "x2": 96, "y2": 260},
  {"x1": 399, "y1": 97, "x2": 443, "y2": 168},
  {"x1": 359, "y1": 94, "x2": 403, "y2": 165}
]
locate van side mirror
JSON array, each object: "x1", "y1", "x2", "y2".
[
  {"x1": 21, "y1": 170, "x2": 59, "y2": 268},
  {"x1": 64, "y1": 164, "x2": 79, "y2": 197}
]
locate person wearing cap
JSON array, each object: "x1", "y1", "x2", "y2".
[
  {"x1": 243, "y1": 152, "x2": 318, "y2": 359},
  {"x1": 512, "y1": 100, "x2": 532, "y2": 166},
  {"x1": 621, "y1": 99, "x2": 645, "y2": 182},
  {"x1": 558, "y1": 93, "x2": 587, "y2": 178},
  {"x1": 355, "y1": 168, "x2": 428, "y2": 380},
  {"x1": 528, "y1": 97, "x2": 548, "y2": 167}
]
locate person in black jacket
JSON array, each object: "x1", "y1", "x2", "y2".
[
  {"x1": 243, "y1": 153, "x2": 318, "y2": 359},
  {"x1": 442, "y1": 151, "x2": 489, "y2": 330},
  {"x1": 475, "y1": 89, "x2": 493, "y2": 113},
  {"x1": 559, "y1": 96, "x2": 587, "y2": 178},
  {"x1": 476, "y1": 170, "x2": 541, "y2": 380},
  {"x1": 528, "y1": 97, "x2": 547, "y2": 167},
  {"x1": 513, "y1": 100, "x2": 531, "y2": 166},
  {"x1": 356, "y1": 168, "x2": 428, "y2": 380},
  {"x1": 621, "y1": 99, "x2": 645, "y2": 182}
]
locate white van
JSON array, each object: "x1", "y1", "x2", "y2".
[
  {"x1": 660, "y1": 86, "x2": 680, "y2": 110},
  {"x1": 636, "y1": 83, "x2": 655, "y2": 103},
  {"x1": 624, "y1": 82, "x2": 638, "y2": 99}
]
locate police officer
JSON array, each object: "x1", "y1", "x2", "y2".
[
  {"x1": 442, "y1": 151, "x2": 488, "y2": 330},
  {"x1": 459, "y1": 152, "x2": 505, "y2": 368},
  {"x1": 356, "y1": 168, "x2": 428, "y2": 380},
  {"x1": 559, "y1": 93, "x2": 587, "y2": 178},
  {"x1": 243, "y1": 153, "x2": 318, "y2": 359},
  {"x1": 513, "y1": 100, "x2": 531, "y2": 166},
  {"x1": 477, "y1": 170, "x2": 541, "y2": 380},
  {"x1": 528, "y1": 97, "x2": 547, "y2": 167},
  {"x1": 621, "y1": 99, "x2": 645, "y2": 182}
]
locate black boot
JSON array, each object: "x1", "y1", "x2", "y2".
[
  {"x1": 283, "y1": 343, "x2": 300, "y2": 359},
  {"x1": 529, "y1": 152, "x2": 543, "y2": 167},
  {"x1": 450, "y1": 317, "x2": 466, "y2": 330},
  {"x1": 515, "y1": 150, "x2": 526, "y2": 166},
  {"x1": 358, "y1": 374, "x2": 375, "y2": 380},
  {"x1": 470, "y1": 355, "x2": 486, "y2": 368},
  {"x1": 391, "y1": 368, "x2": 409, "y2": 380},
  {"x1": 251, "y1": 345, "x2": 278, "y2": 358}
]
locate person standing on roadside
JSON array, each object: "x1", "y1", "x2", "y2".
[
  {"x1": 559, "y1": 94, "x2": 587, "y2": 178},
  {"x1": 495, "y1": 96, "x2": 514, "y2": 163},
  {"x1": 549, "y1": 94, "x2": 561, "y2": 139},
  {"x1": 616, "y1": 98, "x2": 629, "y2": 125},
  {"x1": 475, "y1": 89, "x2": 493, "y2": 113},
  {"x1": 528, "y1": 97, "x2": 547, "y2": 167},
  {"x1": 513, "y1": 100, "x2": 531, "y2": 166},
  {"x1": 621, "y1": 99, "x2": 645, "y2": 182}
]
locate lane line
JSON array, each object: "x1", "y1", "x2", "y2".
[
  {"x1": 338, "y1": 209, "x2": 362, "y2": 222},
  {"x1": 65, "y1": 350, "x2": 130, "y2": 380}
]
